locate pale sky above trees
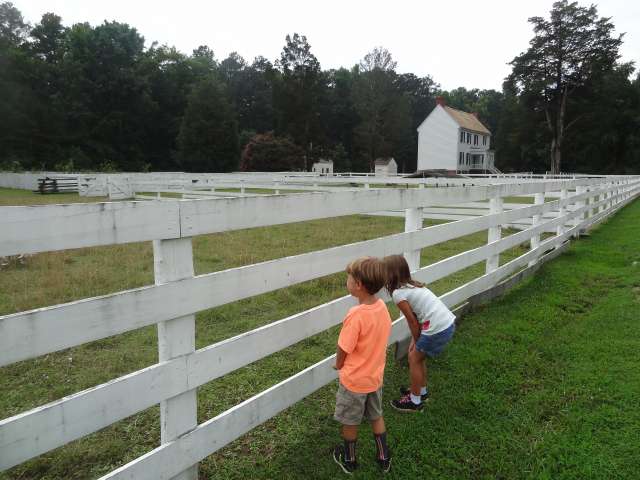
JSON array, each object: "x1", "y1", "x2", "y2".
[{"x1": 15, "y1": 0, "x2": 639, "y2": 90}]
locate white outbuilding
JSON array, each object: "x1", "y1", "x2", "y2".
[
  {"x1": 417, "y1": 97, "x2": 498, "y2": 174},
  {"x1": 374, "y1": 157, "x2": 397, "y2": 176},
  {"x1": 311, "y1": 159, "x2": 334, "y2": 175}
]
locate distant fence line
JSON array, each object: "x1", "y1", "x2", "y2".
[{"x1": 1, "y1": 176, "x2": 639, "y2": 479}]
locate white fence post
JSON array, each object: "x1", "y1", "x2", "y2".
[
  {"x1": 528, "y1": 192, "x2": 545, "y2": 267},
  {"x1": 574, "y1": 185, "x2": 586, "y2": 237},
  {"x1": 153, "y1": 238, "x2": 198, "y2": 480},
  {"x1": 404, "y1": 207, "x2": 423, "y2": 271},
  {"x1": 485, "y1": 195, "x2": 503, "y2": 273},
  {"x1": 556, "y1": 187, "x2": 568, "y2": 247}
]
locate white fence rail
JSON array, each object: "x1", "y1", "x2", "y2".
[{"x1": 1, "y1": 176, "x2": 639, "y2": 477}]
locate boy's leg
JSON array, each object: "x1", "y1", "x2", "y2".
[
  {"x1": 333, "y1": 383, "x2": 366, "y2": 472},
  {"x1": 341, "y1": 424, "x2": 358, "y2": 465},
  {"x1": 367, "y1": 390, "x2": 391, "y2": 471},
  {"x1": 342, "y1": 424, "x2": 359, "y2": 440}
]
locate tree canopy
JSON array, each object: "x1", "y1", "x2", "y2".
[{"x1": 0, "y1": 1, "x2": 638, "y2": 174}]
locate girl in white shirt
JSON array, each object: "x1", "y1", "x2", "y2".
[{"x1": 384, "y1": 255, "x2": 455, "y2": 412}]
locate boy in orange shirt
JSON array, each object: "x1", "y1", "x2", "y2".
[{"x1": 333, "y1": 257, "x2": 392, "y2": 474}]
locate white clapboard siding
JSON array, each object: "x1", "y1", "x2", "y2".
[
  {"x1": 0, "y1": 184, "x2": 627, "y2": 367},
  {"x1": 0, "y1": 194, "x2": 610, "y2": 469}
]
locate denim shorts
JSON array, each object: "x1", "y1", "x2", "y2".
[{"x1": 415, "y1": 322, "x2": 455, "y2": 358}]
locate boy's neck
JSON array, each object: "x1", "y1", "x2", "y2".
[{"x1": 356, "y1": 293, "x2": 378, "y2": 305}]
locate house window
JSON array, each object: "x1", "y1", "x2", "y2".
[
  {"x1": 474, "y1": 134, "x2": 478, "y2": 145},
  {"x1": 466, "y1": 153, "x2": 470, "y2": 165},
  {"x1": 460, "y1": 131, "x2": 465, "y2": 143},
  {"x1": 483, "y1": 136, "x2": 487, "y2": 146},
  {"x1": 466, "y1": 133, "x2": 471, "y2": 144},
  {"x1": 459, "y1": 152, "x2": 464, "y2": 164}
]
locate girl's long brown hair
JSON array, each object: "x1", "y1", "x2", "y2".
[{"x1": 383, "y1": 254, "x2": 424, "y2": 295}]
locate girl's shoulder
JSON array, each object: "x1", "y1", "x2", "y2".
[{"x1": 392, "y1": 284, "x2": 421, "y2": 301}]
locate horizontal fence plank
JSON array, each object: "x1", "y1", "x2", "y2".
[
  {"x1": 3, "y1": 178, "x2": 632, "y2": 257},
  {"x1": 0, "y1": 201, "x2": 181, "y2": 257},
  {"x1": 2, "y1": 189, "x2": 628, "y2": 469},
  {"x1": 2, "y1": 181, "x2": 636, "y2": 367}
]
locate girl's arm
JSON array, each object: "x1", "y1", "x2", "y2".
[
  {"x1": 334, "y1": 345, "x2": 348, "y2": 370},
  {"x1": 397, "y1": 300, "x2": 421, "y2": 341}
]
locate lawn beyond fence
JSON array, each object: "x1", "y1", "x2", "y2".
[{"x1": 0, "y1": 177, "x2": 639, "y2": 479}]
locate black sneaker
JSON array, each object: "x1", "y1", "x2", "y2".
[
  {"x1": 391, "y1": 394, "x2": 423, "y2": 413},
  {"x1": 377, "y1": 456, "x2": 392, "y2": 473},
  {"x1": 399, "y1": 386, "x2": 430, "y2": 401},
  {"x1": 333, "y1": 445, "x2": 358, "y2": 474}
]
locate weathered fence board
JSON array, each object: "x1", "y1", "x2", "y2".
[
  {"x1": 0, "y1": 188, "x2": 626, "y2": 469},
  {"x1": 0, "y1": 176, "x2": 638, "y2": 476},
  {"x1": 0, "y1": 184, "x2": 633, "y2": 367}
]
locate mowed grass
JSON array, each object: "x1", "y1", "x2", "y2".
[
  {"x1": 1, "y1": 188, "x2": 637, "y2": 479},
  {"x1": 0, "y1": 187, "x2": 108, "y2": 206}
]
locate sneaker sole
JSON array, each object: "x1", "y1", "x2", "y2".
[
  {"x1": 379, "y1": 457, "x2": 392, "y2": 473},
  {"x1": 390, "y1": 401, "x2": 423, "y2": 413},
  {"x1": 333, "y1": 451, "x2": 354, "y2": 475}
]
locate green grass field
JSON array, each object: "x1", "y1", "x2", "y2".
[{"x1": 1, "y1": 188, "x2": 638, "y2": 479}]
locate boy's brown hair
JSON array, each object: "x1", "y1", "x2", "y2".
[
  {"x1": 383, "y1": 254, "x2": 424, "y2": 295},
  {"x1": 346, "y1": 257, "x2": 386, "y2": 295}
]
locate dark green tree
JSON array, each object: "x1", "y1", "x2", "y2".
[
  {"x1": 352, "y1": 48, "x2": 411, "y2": 172},
  {"x1": 176, "y1": 77, "x2": 239, "y2": 172},
  {"x1": 239, "y1": 132, "x2": 304, "y2": 171},
  {"x1": 275, "y1": 33, "x2": 324, "y2": 168},
  {"x1": 508, "y1": 0, "x2": 624, "y2": 173}
]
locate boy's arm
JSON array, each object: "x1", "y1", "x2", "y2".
[
  {"x1": 397, "y1": 300, "x2": 421, "y2": 341},
  {"x1": 334, "y1": 345, "x2": 348, "y2": 370}
]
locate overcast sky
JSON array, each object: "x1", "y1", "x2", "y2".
[{"x1": 15, "y1": 0, "x2": 640, "y2": 91}]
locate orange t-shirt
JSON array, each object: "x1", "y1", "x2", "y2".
[{"x1": 338, "y1": 299, "x2": 392, "y2": 393}]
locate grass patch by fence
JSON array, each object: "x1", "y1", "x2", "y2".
[{"x1": 2, "y1": 190, "x2": 635, "y2": 479}]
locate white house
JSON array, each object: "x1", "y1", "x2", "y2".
[
  {"x1": 417, "y1": 97, "x2": 497, "y2": 174},
  {"x1": 374, "y1": 157, "x2": 397, "y2": 176},
  {"x1": 311, "y1": 159, "x2": 333, "y2": 175}
]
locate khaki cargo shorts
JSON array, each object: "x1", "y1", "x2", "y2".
[{"x1": 334, "y1": 383, "x2": 383, "y2": 425}]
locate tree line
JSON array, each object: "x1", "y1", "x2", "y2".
[{"x1": 1, "y1": 1, "x2": 638, "y2": 174}]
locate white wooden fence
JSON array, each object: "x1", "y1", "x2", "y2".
[{"x1": 1, "y1": 176, "x2": 639, "y2": 479}]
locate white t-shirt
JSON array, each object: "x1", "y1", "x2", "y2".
[{"x1": 392, "y1": 284, "x2": 455, "y2": 335}]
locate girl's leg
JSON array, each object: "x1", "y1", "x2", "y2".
[
  {"x1": 423, "y1": 358, "x2": 428, "y2": 389},
  {"x1": 408, "y1": 347, "x2": 426, "y2": 396}
]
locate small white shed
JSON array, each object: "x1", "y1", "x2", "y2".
[
  {"x1": 312, "y1": 159, "x2": 334, "y2": 175},
  {"x1": 374, "y1": 157, "x2": 397, "y2": 176}
]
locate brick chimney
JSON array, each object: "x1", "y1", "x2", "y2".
[{"x1": 435, "y1": 96, "x2": 446, "y2": 107}]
